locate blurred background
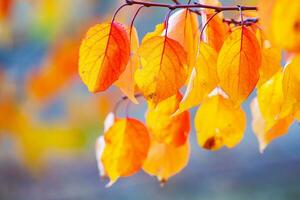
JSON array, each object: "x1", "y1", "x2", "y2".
[{"x1": 0, "y1": 0, "x2": 300, "y2": 199}]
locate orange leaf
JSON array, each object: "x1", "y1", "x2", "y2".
[
  {"x1": 203, "y1": 13, "x2": 229, "y2": 52},
  {"x1": 194, "y1": 93, "x2": 246, "y2": 150},
  {"x1": 114, "y1": 27, "x2": 139, "y2": 104},
  {"x1": 135, "y1": 36, "x2": 188, "y2": 104},
  {"x1": 177, "y1": 42, "x2": 219, "y2": 113},
  {"x1": 101, "y1": 118, "x2": 150, "y2": 186},
  {"x1": 217, "y1": 26, "x2": 261, "y2": 105},
  {"x1": 143, "y1": 139, "x2": 190, "y2": 183},
  {"x1": 146, "y1": 92, "x2": 190, "y2": 147},
  {"x1": 142, "y1": 23, "x2": 165, "y2": 43},
  {"x1": 79, "y1": 22, "x2": 130, "y2": 92},
  {"x1": 168, "y1": 9, "x2": 199, "y2": 73},
  {"x1": 251, "y1": 98, "x2": 294, "y2": 153}
]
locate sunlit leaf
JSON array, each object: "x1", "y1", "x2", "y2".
[
  {"x1": 79, "y1": 22, "x2": 130, "y2": 92},
  {"x1": 270, "y1": 0, "x2": 300, "y2": 52},
  {"x1": 256, "y1": 29, "x2": 282, "y2": 87},
  {"x1": 178, "y1": 42, "x2": 219, "y2": 113},
  {"x1": 281, "y1": 55, "x2": 300, "y2": 117},
  {"x1": 143, "y1": 139, "x2": 190, "y2": 183},
  {"x1": 135, "y1": 36, "x2": 188, "y2": 104},
  {"x1": 251, "y1": 97, "x2": 294, "y2": 153},
  {"x1": 146, "y1": 92, "x2": 190, "y2": 147},
  {"x1": 115, "y1": 27, "x2": 139, "y2": 104},
  {"x1": 194, "y1": 93, "x2": 246, "y2": 150},
  {"x1": 101, "y1": 118, "x2": 150, "y2": 186},
  {"x1": 168, "y1": 9, "x2": 199, "y2": 73},
  {"x1": 217, "y1": 26, "x2": 261, "y2": 105}
]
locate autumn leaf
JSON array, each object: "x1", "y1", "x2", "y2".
[
  {"x1": 143, "y1": 139, "x2": 190, "y2": 183},
  {"x1": 142, "y1": 23, "x2": 165, "y2": 43},
  {"x1": 256, "y1": 29, "x2": 282, "y2": 87},
  {"x1": 251, "y1": 97, "x2": 294, "y2": 153},
  {"x1": 167, "y1": 9, "x2": 199, "y2": 73},
  {"x1": 177, "y1": 42, "x2": 219, "y2": 113},
  {"x1": 79, "y1": 22, "x2": 130, "y2": 93},
  {"x1": 257, "y1": 71, "x2": 286, "y2": 129},
  {"x1": 101, "y1": 118, "x2": 150, "y2": 186},
  {"x1": 217, "y1": 26, "x2": 261, "y2": 105},
  {"x1": 115, "y1": 27, "x2": 139, "y2": 104},
  {"x1": 281, "y1": 55, "x2": 300, "y2": 117},
  {"x1": 194, "y1": 93, "x2": 246, "y2": 150},
  {"x1": 270, "y1": 0, "x2": 300, "y2": 52},
  {"x1": 146, "y1": 92, "x2": 190, "y2": 147},
  {"x1": 135, "y1": 36, "x2": 188, "y2": 104}
]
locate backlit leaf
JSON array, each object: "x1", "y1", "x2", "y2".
[
  {"x1": 256, "y1": 29, "x2": 282, "y2": 87},
  {"x1": 194, "y1": 94, "x2": 246, "y2": 150},
  {"x1": 135, "y1": 36, "x2": 188, "y2": 104},
  {"x1": 168, "y1": 9, "x2": 199, "y2": 73},
  {"x1": 79, "y1": 22, "x2": 130, "y2": 92},
  {"x1": 115, "y1": 27, "x2": 139, "y2": 104},
  {"x1": 282, "y1": 55, "x2": 300, "y2": 117},
  {"x1": 146, "y1": 93, "x2": 190, "y2": 147},
  {"x1": 270, "y1": 0, "x2": 300, "y2": 52},
  {"x1": 101, "y1": 118, "x2": 150, "y2": 186},
  {"x1": 178, "y1": 42, "x2": 219, "y2": 113},
  {"x1": 217, "y1": 26, "x2": 261, "y2": 105},
  {"x1": 251, "y1": 97, "x2": 294, "y2": 153},
  {"x1": 143, "y1": 139, "x2": 190, "y2": 183}
]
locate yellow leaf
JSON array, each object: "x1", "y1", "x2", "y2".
[
  {"x1": 135, "y1": 36, "x2": 188, "y2": 104},
  {"x1": 79, "y1": 22, "x2": 130, "y2": 92},
  {"x1": 168, "y1": 9, "x2": 199, "y2": 73},
  {"x1": 115, "y1": 27, "x2": 139, "y2": 104},
  {"x1": 282, "y1": 55, "x2": 300, "y2": 117},
  {"x1": 271, "y1": 0, "x2": 300, "y2": 52},
  {"x1": 217, "y1": 26, "x2": 261, "y2": 105},
  {"x1": 101, "y1": 118, "x2": 150, "y2": 186},
  {"x1": 178, "y1": 42, "x2": 219, "y2": 113},
  {"x1": 257, "y1": 71, "x2": 285, "y2": 129},
  {"x1": 142, "y1": 23, "x2": 165, "y2": 43},
  {"x1": 256, "y1": 29, "x2": 282, "y2": 87},
  {"x1": 143, "y1": 139, "x2": 190, "y2": 183},
  {"x1": 146, "y1": 92, "x2": 190, "y2": 147},
  {"x1": 194, "y1": 94, "x2": 246, "y2": 150},
  {"x1": 251, "y1": 98, "x2": 294, "y2": 153}
]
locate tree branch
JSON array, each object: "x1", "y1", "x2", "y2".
[{"x1": 126, "y1": 0, "x2": 257, "y2": 11}]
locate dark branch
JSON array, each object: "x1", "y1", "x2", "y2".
[{"x1": 125, "y1": 0, "x2": 257, "y2": 12}]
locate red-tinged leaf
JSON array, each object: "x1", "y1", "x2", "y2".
[
  {"x1": 217, "y1": 26, "x2": 261, "y2": 105},
  {"x1": 135, "y1": 36, "x2": 188, "y2": 104},
  {"x1": 79, "y1": 22, "x2": 130, "y2": 92}
]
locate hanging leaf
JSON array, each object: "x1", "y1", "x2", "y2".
[
  {"x1": 142, "y1": 23, "x2": 165, "y2": 43},
  {"x1": 270, "y1": 0, "x2": 300, "y2": 52},
  {"x1": 135, "y1": 36, "x2": 188, "y2": 104},
  {"x1": 146, "y1": 92, "x2": 190, "y2": 147},
  {"x1": 281, "y1": 55, "x2": 300, "y2": 117},
  {"x1": 143, "y1": 139, "x2": 190, "y2": 183},
  {"x1": 101, "y1": 118, "x2": 150, "y2": 186},
  {"x1": 168, "y1": 9, "x2": 199, "y2": 73},
  {"x1": 79, "y1": 22, "x2": 130, "y2": 92},
  {"x1": 194, "y1": 93, "x2": 246, "y2": 150},
  {"x1": 115, "y1": 27, "x2": 139, "y2": 104},
  {"x1": 257, "y1": 71, "x2": 286, "y2": 128},
  {"x1": 256, "y1": 29, "x2": 282, "y2": 87},
  {"x1": 217, "y1": 26, "x2": 261, "y2": 105},
  {"x1": 177, "y1": 42, "x2": 219, "y2": 113},
  {"x1": 251, "y1": 98, "x2": 294, "y2": 153}
]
